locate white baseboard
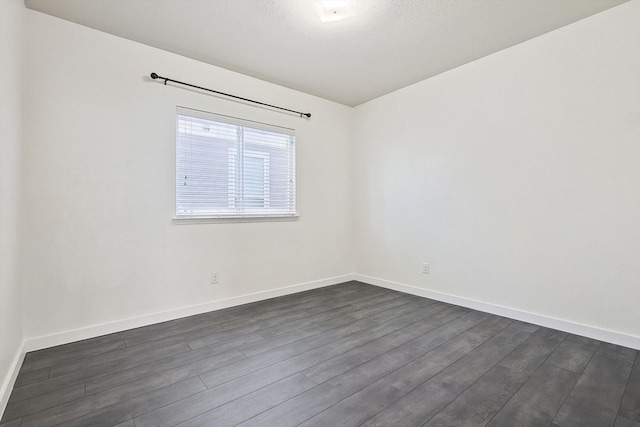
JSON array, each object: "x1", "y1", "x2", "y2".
[
  {"x1": 0, "y1": 274, "x2": 353, "y2": 418},
  {"x1": 0, "y1": 339, "x2": 26, "y2": 418},
  {"x1": 5, "y1": 271, "x2": 636, "y2": 419},
  {"x1": 355, "y1": 274, "x2": 640, "y2": 350},
  {"x1": 23, "y1": 274, "x2": 355, "y2": 353}
]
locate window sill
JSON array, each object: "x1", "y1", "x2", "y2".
[{"x1": 172, "y1": 215, "x2": 299, "y2": 224}]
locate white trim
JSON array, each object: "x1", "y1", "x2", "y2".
[
  {"x1": 23, "y1": 274, "x2": 354, "y2": 353},
  {"x1": 355, "y1": 274, "x2": 640, "y2": 351},
  {"x1": 172, "y1": 215, "x2": 299, "y2": 224},
  {"x1": 5, "y1": 272, "x2": 636, "y2": 418},
  {"x1": 0, "y1": 339, "x2": 26, "y2": 418},
  {"x1": 2, "y1": 274, "x2": 353, "y2": 417}
]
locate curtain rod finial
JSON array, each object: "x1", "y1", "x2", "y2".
[{"x1": 150, "y1": 72, "x2": 158, "y2": 79}]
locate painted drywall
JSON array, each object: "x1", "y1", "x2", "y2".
[
  {"x1": 353, "y1": 1, "x2": 640, "y2": 340},
  {"x1": 22, "y1": 10, "x2": 353, "y2": 339},
  {"x1": 15, "y1": 0, "x2": 640, "y2": 352},
  {"x1": 0, "y1": 0, "x2": 26, "y2": 411}
]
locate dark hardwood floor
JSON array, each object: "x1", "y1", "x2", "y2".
[{"x1": 2, "y1": 281, "x2": 638, "y2": 427}]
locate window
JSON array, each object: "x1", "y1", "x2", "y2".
[{"x1": 176, "y1": 107, "x2": 296, "y2": 219}]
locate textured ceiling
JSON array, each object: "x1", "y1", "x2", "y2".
[{"x1": 24, "y1": 0, "x2": 629, "y2": 106}]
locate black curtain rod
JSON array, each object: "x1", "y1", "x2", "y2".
[{"x1": 150, "y1": 73, "x2": 311, "y2": 118}]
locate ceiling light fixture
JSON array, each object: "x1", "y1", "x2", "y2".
[{"x1": 316, "y1": 0, "x2": 356, "y2": 23}]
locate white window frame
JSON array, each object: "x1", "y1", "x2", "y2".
[{"x1": 174, "y1": 107, "x2": 297, "y2": 224}]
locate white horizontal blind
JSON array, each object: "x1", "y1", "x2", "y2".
[{"x1": 176, "y1": 107, "x2": 296, "y2": 218}]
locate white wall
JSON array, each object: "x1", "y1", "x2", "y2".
[
  {"x1": 16, "y1": 1, "x2": 640, "y2": 351},
  {"x1": 0, "y1": 0, "x2": 26, "y2": 412},
  {"x1": 22, "y1": 10, "x2": 353, "y2": 340},
  {"x1": 353, "y1": 1, "x2": 640, "y2": 342}
]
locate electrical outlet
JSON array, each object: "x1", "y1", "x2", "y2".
[
  {"x1": 211, "y1": 272, "x2": 220, "y2": 284},
  {"x1": 422, "y1": 263, "x2": 430, "y2": 274}
]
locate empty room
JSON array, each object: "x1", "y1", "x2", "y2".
[{"x1": 1, "y1": 0, "x2": 639, "y2": 426}]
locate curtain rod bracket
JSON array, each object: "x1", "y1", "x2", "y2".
[{"x1": 149, "y1": 72, "x2": 311, "y2": 119}]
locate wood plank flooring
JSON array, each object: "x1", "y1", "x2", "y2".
[{"x1": 2, "y1": 281, "x2": 638, "y2": 427}]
